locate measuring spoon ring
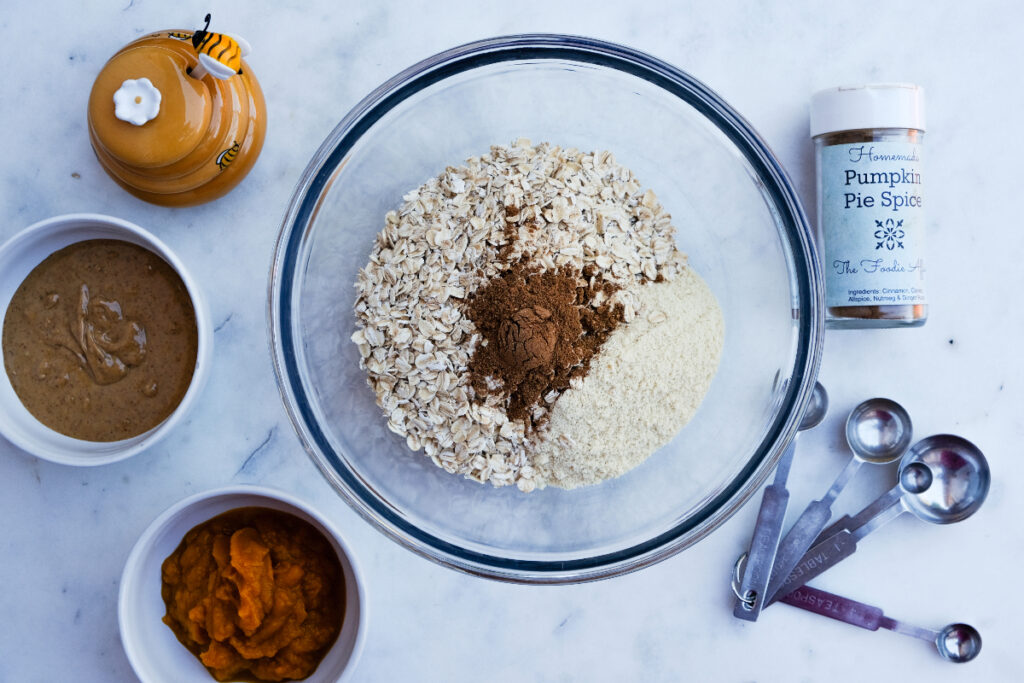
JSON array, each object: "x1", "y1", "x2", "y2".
[{"x1": 732, "y1": 382, "x2": 828, "y2": 620}]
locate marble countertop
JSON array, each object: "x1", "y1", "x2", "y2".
[{"x1": 1, "y1": 1, "x2": 1020, "y2": 681}]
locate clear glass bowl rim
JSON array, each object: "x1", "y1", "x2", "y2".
[{"x1": 269, "y1": 34, "x2": 824, "y2": 583}]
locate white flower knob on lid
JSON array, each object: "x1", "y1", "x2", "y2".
[{"x1": 113, "y1": 77, "x2": 162, "y2": 126}]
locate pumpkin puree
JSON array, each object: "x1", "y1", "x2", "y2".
[{"x1": 161, "y1": 507, "x2": 344, "y2": 682}]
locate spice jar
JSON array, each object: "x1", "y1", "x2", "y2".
[{"x1": 810, "y1": 84, "x2": 926, "y2": 328}]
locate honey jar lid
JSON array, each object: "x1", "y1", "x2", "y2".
[
  {"x1": 88, "y1": 43, "x2": 212, "y2": 169},
  {"x1": 810, "y1": 83, "x2": 926, "y2": 138}
]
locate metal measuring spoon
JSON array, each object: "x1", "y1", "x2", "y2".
[
  {"x1": 763, "y1": 398, "x2": 913, "y2": 605},
  {"x1": 732, "y1": 382, "x2": 828, "y2": 620},
  {"x1": 815, "y1": 428, "x2": 979, "y2": 542},
  {"x1": 779, "y1": 585, "x2": 982, "y2": 663},
  {"x1": 732, "y1": 554, "x2": 982, "y2": 663},
  {"x1": 768, "y1": 434, "x2": 990, "y2": 604}
]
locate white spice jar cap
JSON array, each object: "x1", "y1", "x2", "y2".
[{"x1": 810, "y1": 83, "x2": 925, "y2": 137}]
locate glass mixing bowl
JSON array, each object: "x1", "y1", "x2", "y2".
[{"x1": 270, "y1": 35, "x2": 823, "y2": 583}]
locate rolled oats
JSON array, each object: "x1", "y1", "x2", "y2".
[{"x1": 353, "y1": 141, "x2": 687, "y2": 489}]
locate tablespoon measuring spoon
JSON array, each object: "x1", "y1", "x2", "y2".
[
  {"x1": 779, "y1": 585, "x2": 982, "y2": 663},
  {"x1": 763, "y1": 398, "x2": 912, "y2": 604},
  {"x1": 768, "y1": 434, "x2": 991, "y2": 605},
  {"x1": 732, "y1": 382, "x2": 828, "y2": 620}
]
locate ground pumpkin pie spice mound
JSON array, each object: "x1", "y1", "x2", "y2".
[
  {"x1": 351, "y1": 140, "x2": 722, "y2": 491},
  {"x1": 466, "y1": 260, "x2": 624, "y2": 427}
]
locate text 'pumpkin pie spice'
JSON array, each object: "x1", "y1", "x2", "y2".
[{"x1": 466, "y1": 260, "x2": 624, "y2": 426}]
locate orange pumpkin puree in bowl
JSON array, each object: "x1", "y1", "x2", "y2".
[{"x1": 160, "y1": 507, "x2": 344, "y2": 682}]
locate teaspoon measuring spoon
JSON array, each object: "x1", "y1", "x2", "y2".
[
  {"x1": 780, "y1": 585, "x2": 982, "y2": 663},
  {"x1": 731, "y1": 554, "x2": 982, "y2": 663},
  {"x1": 768, "y1": 434, "x2": 991, "y2": 605},
  {"x1": 763, "y1": 398, "x2": 912, "y2": 604},
  {"x1": 732, "y1": 382, "x2": 828, "y2": 620}
]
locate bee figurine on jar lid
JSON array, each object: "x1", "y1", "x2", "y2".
[
  {"x1": 87, "y1": 14, "x2": 266, "y2": 206},
  {"x1": 188, "y1": 14, "x2": 250, "y2": 80}
]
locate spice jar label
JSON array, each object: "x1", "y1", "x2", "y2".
[{"x1": 820, "y1": 141, "x2": 926, "y2": 309}]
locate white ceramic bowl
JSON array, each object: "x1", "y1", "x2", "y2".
[
  {"x1": 119, "y1": 485, "x2": 367, "y2": 683},
  {"x1": 0, "y1": 213, "x2": 212, "y2": 465}
]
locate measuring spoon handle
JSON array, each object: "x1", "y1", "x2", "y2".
[
  {"x1": 769, "y1": 501, "x2": 905, "y2": 605},
  {"x1": 779, "y1": 585, "x2": 884, "y2": 631},
  {"x1": 764, "y1": 499, "x2": 834, "y2": 601},
  {"x1": 780, "y1": 586, "x2": 942, "y2": 644},
  {"x1": 733, "y1": 483, "x2": 789, "y2": 619},
  {"x1": 816, "y1": 514, "x2": 853, "y2": 544},
  {"x1": 815, "y1": 487, "x2": 902, "y2": 544},
  {"x1": 768, "y1": 530, "x2": 859, "y2": 605}
]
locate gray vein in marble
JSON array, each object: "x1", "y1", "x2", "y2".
[
  {"x1": 214, "y1": 312, "x2": 234, "y2": 332},
  {"x1": 236, "y1": 426, "x2": 278, "y2": 476}
]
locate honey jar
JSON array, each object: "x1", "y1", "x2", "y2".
[{"x1": 87, "y1": 15, "x2": 266, "y2": 206}]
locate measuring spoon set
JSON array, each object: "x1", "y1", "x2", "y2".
[{"x1": 731, "y1": 384, "x2": 990, "y2": 663}]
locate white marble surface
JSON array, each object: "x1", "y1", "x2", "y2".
[{"x1": 1, "y1": 1, "x2": 1021, "y2": 681}]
